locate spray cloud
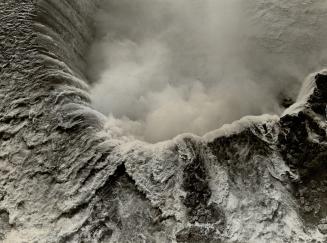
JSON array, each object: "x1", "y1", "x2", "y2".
[{"x1": 88, "y1": 0, "x2": 327, "y2": 142}]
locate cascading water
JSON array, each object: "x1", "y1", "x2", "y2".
[{"x1": 0, "y1": 0, "x2": 326, "y2": 242}]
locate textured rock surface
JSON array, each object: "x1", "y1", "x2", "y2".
[{"x1": 0, "y1": 0, "x2": 327, "y2": 242}]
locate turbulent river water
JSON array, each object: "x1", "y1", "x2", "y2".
[{"x1": 1, "y1": 0, "x2": 327, "y2": 242}]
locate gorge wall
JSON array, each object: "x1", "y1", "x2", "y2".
[{"x1": 0, "y1": 0, "x2": 326, "y2": 242}]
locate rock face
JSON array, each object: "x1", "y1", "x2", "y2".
[{"x1": 0, "y1": 0, "x2": 326, "y2": 242}]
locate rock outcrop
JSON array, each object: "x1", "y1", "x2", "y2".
[{"x1": 0, "y1": 0, "x2": 326, "y2": 242}]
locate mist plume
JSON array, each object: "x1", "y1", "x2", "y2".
[{"x1": 88, "y1": 0, "x2": 327, "y2": 142}]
